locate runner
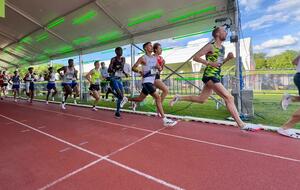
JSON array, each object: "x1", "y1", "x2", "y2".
[
  {"x1": 153, "y1": 43, "x2": 169, "y2": 116},
  {"x1": 279, "y1": 53, "x2": 300, "y2": 138},
  {"x1": 169, "y1": 27, "x2": 260, "y2": 131},
  {"x1": 57, "y1": 59, "x2": 78, "y2": 110},
  {"x1": 108, "y1": 47, "x2": 128, "y2": 119},
  {"x1": 24, "y1": 67, "x2": 35, "y2": 103},
  {"x1": 9, "y1": 71, "x2": 21, "y2": 102},
  {"x1": 1, "y1": 70, "x2": 9, "y2": 98},
  {"x1": 86, "y1": 61, "x2": 103, "y2": 111},
  {"x1": 45, "y1": 67, "x2": 57, "y2": 104},
  {"x1": 121, "y1": 42, "x2": 177, "y2": 127},
  {"x1": 0, "y1": 70, "x2": 3, "y2": 100},
  {"x1": 100, "y1": 61, "x2": 115, "y2": 101}
]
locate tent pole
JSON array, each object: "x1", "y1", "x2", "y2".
[
  {"x1": 234, "y1": 0, "x2": 242, "y2": 114},
  {"x1": 79, "y1": 52, "x2": 83, "y2": 101},
  {"x1": 130, "y1": 43, "x2": 136, "y2": 96}
]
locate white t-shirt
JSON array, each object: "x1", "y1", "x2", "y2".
[{"x1": 142, "y1": 55, "x2": 157, "y2": 84}]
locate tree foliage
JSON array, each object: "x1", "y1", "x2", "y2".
[{"x1": 255, "y1": 50, "x2": 299, "y2": 69}]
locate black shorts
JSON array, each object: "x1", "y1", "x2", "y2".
[
  {"x1": 141, "y1": 83, "x2": 156, "y2": 96},
  {"x1": 155, "y1": 74, "x2": 160, "y2": 80},
  {"x1": 202, "y1": 76, "x2": 221, "y2": 84},
  {"x1": 1, "y1": 83, "x2": 8, "y2": 87},
  {"x1": 294, "y1": 73, "x2": 300, "y2": 95},
  {"x1": 89, "y1": 84, "x2": 100, "y2": 91}
]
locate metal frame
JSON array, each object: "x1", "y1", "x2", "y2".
[
  {"x1": 94, "y1": 1, "x2": 133, "y2": 37},
  {"x1": 233, "y1": 0, "x2": 242, "y2": 114},
  {"x1": 1, "y1": 0, "x2": 237, "y2": 87},
  {"x1": 79, "y1": 52, "x2": 84, "y2": 101},
  {"x1": 130, "y1": 43, "x2": 136, "y2": 95},
  {"x1": 1, "y1": 0, "x2": 96, "y2": 65},
  {"x1": 0, "y1": 28, "x2": 46, "y2": 55},
  {"x1": 46, "y1": 10, "x2": 230, "y2": 64},
  {"x1": 0, "y1": 47, "x2": 23, "y2": 60},
  {"x1": 0, "y1": 58, "x2": 18, "y2": 66},
  {"x1": 6, "y1": 2, "x2": 74, "y2": 47}
]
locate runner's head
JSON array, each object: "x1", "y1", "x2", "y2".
[
  {"x1": 48, "y1": 67, "x2": 53, "y2": 72},
  {"x1": 28, "y1": 67, "x2": 34, "y2": 74},
  {"x1": 100, "y1": 62, "x2": 105, "y2": 68},
  {"x1": 143, "y1": 42, "x2": 153, "y2": 54},
  {"x1": 14, "y1": 71, "x2": 18, "y2": 76},
  {"x1": 68, "y1": 59, "x2": 74, "y2": 67},
  {"x1": 212, "y1": 26, "x2": 227, "y2": 41},
  {"x1": 2, "y1": 70, "x2": 6, "y2": 75},
  {"x1": 153, "y1": 43, "x2": 162, "y2": 55},
  {"x1": 94, "y1": 60, "x2": 100, "y2": 69},
  {"x1": 115, "y1": 47, "x2": 123, "y2": 57}
]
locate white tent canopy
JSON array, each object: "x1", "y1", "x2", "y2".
[{"x1": 0, "y1": 0, "x2": 236, "y2": 69}]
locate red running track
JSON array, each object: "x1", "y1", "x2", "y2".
[{"x1": 0, "y1": 99, "x2": 300, "y2": 190}]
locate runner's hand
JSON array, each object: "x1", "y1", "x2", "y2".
[{"x1": 227, "y1": 52, "x2": 234, "y2": 60}]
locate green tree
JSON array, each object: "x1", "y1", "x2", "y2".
[{"x1": 255, "y1": 50, "x2": 299, "y2": 69}]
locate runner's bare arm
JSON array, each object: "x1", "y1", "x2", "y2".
[
  {"x1": 132, "y1": 57, "x2": 145, "y2": 75},
  {"x1": 193, "y1": 44, "x2": 219, "y2": 68}
]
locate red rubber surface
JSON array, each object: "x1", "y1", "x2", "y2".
[{"x1": 1, "y1": 99, "x2": 300, "y2": 190}]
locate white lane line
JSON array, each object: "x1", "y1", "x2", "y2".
[
  {"x1": 13, "y1": 103, "x2": 300, "y2": 163},
  {"x1": 158, "y1": 132, "x2": 300, "y2": 163},
  {"x1": 38, "y1": 158, "x2": 105, "y2": 190},
  {"x1": 59, "y1": 147, "x2": 72, "y2": 153},
  {"x1": 78, "y1": 141, "x2": 88, "y2": 146},
  {"x1": 20, "y1": 129, "x2": 30, "y2": 133},
  {"x1": 0, "y1": 114, "x2": 184, "y2": 190},
  {"x1": 38, "y1": 126, "x2": 46, "y2": 129},
  {"x1": 12, "y1": 103, "x2": 154, "y2": 133}
]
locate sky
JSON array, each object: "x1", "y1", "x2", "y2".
[
  {"x1": 240, "y1": 0, "x2": 300, "y2": 56},
  {"x1": 54, "y1": 0, "x2": 300, "y2": 64}
]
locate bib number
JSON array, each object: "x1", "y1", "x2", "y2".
[{"x1": 150, "y1": 68, "x2": 157, "y2": 75}]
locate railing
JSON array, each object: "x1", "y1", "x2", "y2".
[{"x1": 8, "y1": 70, "x2": 298, "y2": 99}]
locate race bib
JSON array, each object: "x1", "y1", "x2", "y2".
[{"x1": 150, "y1": 67, "x2": 157, "y2": 75}]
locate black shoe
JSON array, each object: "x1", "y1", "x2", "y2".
[{"x1": 115, "y1": 112, "x2": 121, "y2": 119}]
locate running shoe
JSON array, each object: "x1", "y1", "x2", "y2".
[
  {"x1": 120, "y1": 97, "x2": 128, "y2": 108},
  {"x1": 92, "y1": 107, "x2": 98, "y2": 111},
  {"x1": 46, "y1": 101, "x2": 49, "y2": 105},
  {"x1": 169, "y1": 94, "x2": 180, "y2": 107},
  {"x1": 163, "y1": 117, "x2": 178, "y2": 127},
  {"x1": 281, "y1": 93, "x2": 292, "y2": 110},
  {"x1": 74, "y1": 99, "x2": 77, "y2": 104},
  {"x1": 241, "y1": 123, "x2": 262, "y2": 132},
  {"x1": 115, "y1": 112, "x2": 121, "y2": 119},
  {"x1": 61, "y1": 103, "x2": 66, "y2": 110},
  {"x1": 277, "y1": 128, "x2": 300, "y2": 139}
]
